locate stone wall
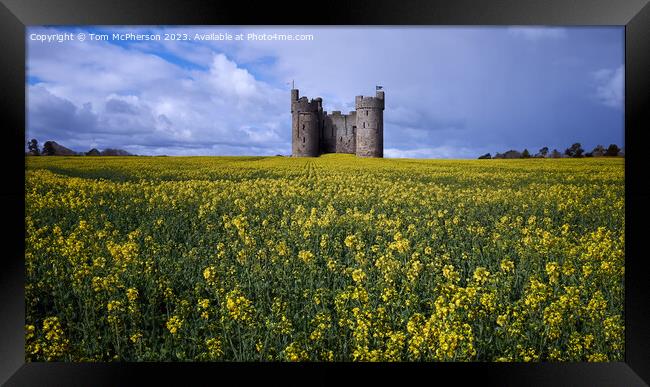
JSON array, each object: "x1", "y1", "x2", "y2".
[
  {"x1": 354, "y1": 91, "x2": 384, "y2": 158},
  {"x1": 334, "y1": 111, "x2": 356, "y2": 154},
  {"x1": 321, "y1": 112, "x2": 337, "y2": 154},
  {"x1": 291, "y1": 90, "x2": 321, "y2": 157},
  {"x1": 294, "y1": 111, "x2": 320, "y2": 156}
]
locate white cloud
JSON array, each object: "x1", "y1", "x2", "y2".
[
  {"x1": 592, "y1": 65, "x2": 624, "y2": 109},
  {"x1": 27, "y1": 29, "x2": 290, "y2": 155},
  {"x1": 385, "y1": 146, "x2": 477, "y2": 159},
  {"x1": 208, "y1": 53, "x2": 259, "y2": 98},
  {"x1": 507, "y1": 27, "x2": 567, "y2": 41}
]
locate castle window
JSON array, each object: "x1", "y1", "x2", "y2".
[
  {"x1": 363, "y1": 122, "x2": 365, "y2": 128},
  {"x1": 366, "y1": 110, "x2": 368, "y2": 116},
  {"x1": 303, "y1": 137, "x2": 305, "y2": 143}
]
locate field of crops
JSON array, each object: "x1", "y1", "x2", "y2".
[{"x1": 25, "y1": 155, "x2": 624, "y2": 362}]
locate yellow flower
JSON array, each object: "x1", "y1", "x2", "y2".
[
  {"x1": 166, "y1": 316, "x2": 183, "y2": 335},
  {"x1": 198, "y1": 298, "x2": 210, "y2": 309},
  {"x1": 126, "y1": 288, "x2": 139, "y2": 303},
  {"x1": 500, "y1": 259, "x2": 514, "y2": 273},
  {"x1": 226, "y1": 289, "x2": 255, "y2": 323},
  {"x1": 40, "y1": 316, "x2": 69, "y2": 360},
  {"x1": 406, "y1": 259, "x2": 423, "y2": 282},
  {"x1": 442, "y1": 265, "x2": 460, "y2": 283},
  {"x1": 473, "y1": 267, "x2": 490, "y2": 285},
  {"x1": 275, "y1": 241, "x2": 288, "y2": 256},
  {"x1": 205, "y1": 337, "x2": 223, "y2": 359},
  {"x1": 284, "y1": 342, "x2": 309, "y2": 361},
  {"x1": 298, "y1": 250, "x2": 314, "y2": 264},
  {"x1": 25, "y1": 324, "x2": 36, "y2": 340},
  {"x1": 130, "y1": 332, "x2": 143, "y2": 343},
  {"x1": 344, "y1": 235, "x2": 358, "y2": 249},
  {"x1": 351, "y1": 268, "x2": 366, "y2": 284},
  {"x1": 203, "y1": 266, "x2": 217, "y2": 286},
  {"x1": 587, "y1": 353, "x2": 608, "y2": 362},
  {"x1": 545, "y1": 262, "x2": 560, "y2": 283},
  {"x1": 320, "y1": 234, "x2": 329, "y2": 249}
]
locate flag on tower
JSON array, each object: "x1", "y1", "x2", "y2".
[{"x1": 376, "y1": 85, "x2": 383, "y2": 90}]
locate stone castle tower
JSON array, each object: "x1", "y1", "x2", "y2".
[{"x1": 291, "y1": 88, "x2": 384, "y2": 157}]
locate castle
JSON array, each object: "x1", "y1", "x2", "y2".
[{"x1": 291, "y1": 88, "x2": 384, "y2": 157}]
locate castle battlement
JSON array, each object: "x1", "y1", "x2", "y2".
[
  {"x1": 291, "y1": 88, "x2": 384, "y2": 158},
  {"x1": 291, "y1": 98, "x2": 321, "y2": 113},
  {"x1": 355, "y1": 91, "x2": 385, "y2": 110}
]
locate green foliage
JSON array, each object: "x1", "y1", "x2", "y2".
[
  {"x1": 565, "y1": 143, "x2": 584, "y2": 158},
  {"x1": 28, "y1": 139, "x2": 40, "y2": 156},
  {"x1": 538, "y1": 147, "x2": 549, "y2": 157},
  {"x1": 41, "y1": 141, "x2": 55, "y2": 156},
  {"x1": 605, "y1": 144, "x2": 620, "y2": 157}
]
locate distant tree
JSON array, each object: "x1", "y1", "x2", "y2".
[
  {"x1": 591, "y1": 144, "x2": 606, "y2": 157},
  {"x1": 550, "y1": 149, "x2": 562, "y2": 158},
  {"x1": 565, "y1": 143, "x2": 584, "y2": 158},
  {"x1": 537, "y1": 147, "x2": 549, "y2": 158},
  {"x1": 86, "y1": 148, "x2": 100, "y2": 156},
  {"x1": 42, "y1": 141, "x2": 55, "y2": 156},
  {"x1": 522, "y1": 149, "x2": 531, "y2": 158},
  {"x1": 585, "y1": 152, "x2": 593, "y2": 157},
  {"x1": 605, "y1": 144, "x2": 621, "y2": 157},
  {"x1": 27, "y1": 139, "x2": 40, "y2": 155},
  {"x1": 503, "y1": 150, "x2": 522, "y2": 159},
  {"x1": 478, "y1": 153, "x2": 492, "y2": 159}
]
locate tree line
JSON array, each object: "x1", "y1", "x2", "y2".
[
  {"x1": 27, "y1": 138, "x2": 133, "y2": 156},
  {"x1": 478, "y1": 143, "x2": 622, "y2": 159}
]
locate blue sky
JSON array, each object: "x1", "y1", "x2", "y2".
[{"x1": 26, "y1": 26, "x2": 624, "y2": 158}]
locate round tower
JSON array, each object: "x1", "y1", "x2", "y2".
[
  {"x1": 355, "y1": 90, "x2": 384, "y2": 157},
  {"x1": 291, "y1": 89, "x2": 320, "y2": 157}
]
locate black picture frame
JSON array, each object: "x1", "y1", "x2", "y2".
[{"x1": 1, "y1": 0, "x2": 648, "y2": 385}]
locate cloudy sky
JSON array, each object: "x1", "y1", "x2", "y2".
[{"x1": 26, "y1": 26, "x2": 624, "y2": 158}]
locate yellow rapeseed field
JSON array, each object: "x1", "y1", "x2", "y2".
[{"x1": 25, "y1": 154, "x2": 624, "y2": 361}]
